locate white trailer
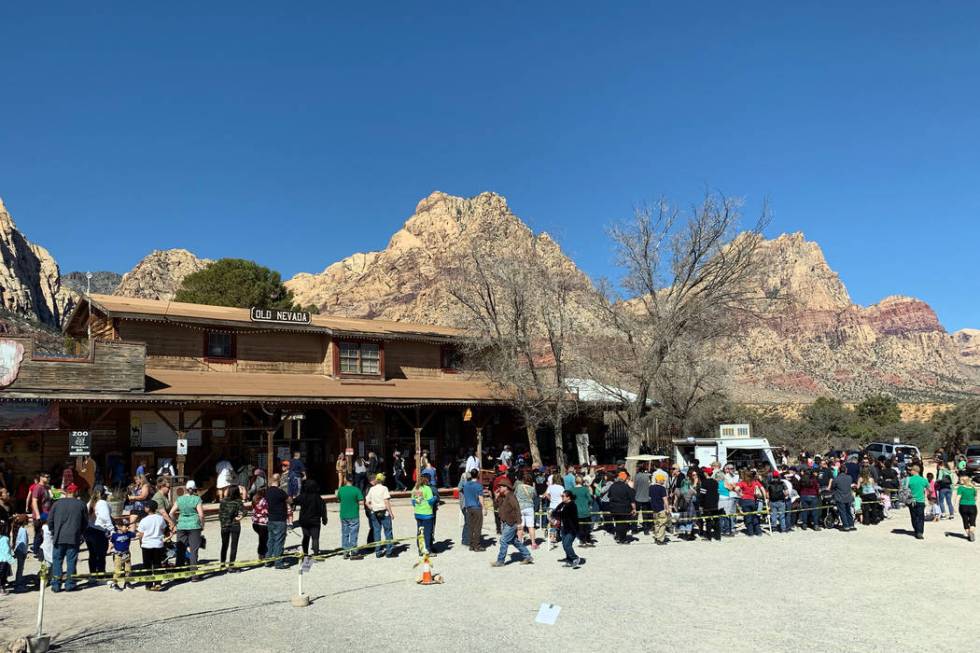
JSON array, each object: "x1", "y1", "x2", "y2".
[{"x1": 673, "y1": 437, "x2": 779, "y2": 470}]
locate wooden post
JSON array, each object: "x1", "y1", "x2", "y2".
[
  {"x1": 266, "y1": 429, "x2": 276, "y2": 476},
  {"x1": 344, "y1": 428, "x2": 353, "y2": 478},
  {"x1": 475, "y1": 426, "x2": 483, "y2": 472},
  {"x1": 414, "y1": 427, "x2": 423, "y2": 481},
  {"x1": 176, "y1": 431, "x2": 187, "y2": 482}
]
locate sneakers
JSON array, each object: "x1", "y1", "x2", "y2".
[
  {"x1": 490, "y1": 561, "x2": 505, "y2": 567},
  {"x1": 520, "y1": 557, "x2": 534, "y2": 565},
  {"x1": 572, "y1": 558, "x2": 583, "y2": 569}
]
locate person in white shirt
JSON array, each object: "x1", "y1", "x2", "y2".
[
  {"x1": 500, "y1": 446, "x2": 513, "y2": 469},
  {"x1": 85, "y1": 485, "x2": 114, "y2": 575},
  {"x1": 364, "y1": 474, "x2": 394, "y2": 558},
  {"x1": 137, "y1": 500, "x2": 167, "y2": 591},
  {"x1": 464, "y1": 450, "x2": 480, "y2": 474},
  {"x1": 216, "y1": 460, "x2": 235, "y2": 500}
]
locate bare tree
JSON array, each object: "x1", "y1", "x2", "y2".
[
  {"x1": 585, "y1": 193, "x2": 769, "y2": 468},
  {"x1": 446, "y1": 225, "x2": 586, "y2": 468}
]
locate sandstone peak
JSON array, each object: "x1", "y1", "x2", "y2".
[
  {"x1": 0, "y1": 198, "x2": 73, "y2": 326},
  {"x1": 755, "y1": 232, "x2": 851, "y2": 311},
  {"x1": 285, "y1": 191, "x2": 570, "y2": 324},
  {"x1": 114, "y1": 248, "x2": 211, "y2": 301}
]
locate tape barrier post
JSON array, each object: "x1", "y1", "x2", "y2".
[{"x1": 292, "y1": 556, "x2": 312, "y2": 608}]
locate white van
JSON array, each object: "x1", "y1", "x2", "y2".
[
  {"x1": 863, "y1": 442, "x2": 921, "y2": 461},
  {"x1": 673, "y1": 437, "x2": 779, "y2": 471}
]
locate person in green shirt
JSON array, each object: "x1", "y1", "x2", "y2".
[
  {"x1": 168, "y1": 481, "x2": 205, "y2": 571},
  {"x1": 955, "y1": 473, "x2": 977, "y2": 542},
  {"x1": 572, "y1": 476, "x2": 594, "y2": 547},
  {"x1": 336, "y1": 477, "x2": 364, "y2": 559},
  {"x1": 905, "y1": 465, "x2": 929, "y2": 540}
]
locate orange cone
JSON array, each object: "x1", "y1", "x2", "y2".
[{"x1": 416, "y1": 554, "x2": 442, "y2": 585}]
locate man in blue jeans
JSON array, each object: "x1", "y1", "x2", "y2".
[
  {"x1": 491, "y1": 480, "x2": 533, "y2": 567},
  {"x1": 47, "y1": 483, "x2": 88, "y2": 592},
  {"x1": 337, "y1": 476, "x2": 365, "y2": 560},
  {"x1": 265, "y1": 479, "x2": 290, "y2": 568}
]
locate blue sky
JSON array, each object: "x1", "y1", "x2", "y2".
[{"x1": 2, "y1": 2, "x2": 978, "y2": 329}]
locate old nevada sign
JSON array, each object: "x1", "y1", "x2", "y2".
[{"x1": 250, "y1": 307, "x2": 312, "y2": 325}]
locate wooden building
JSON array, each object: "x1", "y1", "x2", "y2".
[{"x1": 0, "y1": 295, "x2": 531, "y2": 493}]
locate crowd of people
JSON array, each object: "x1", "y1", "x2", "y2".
[{"x1": 0, "y1": 446, "x2": 976, "y2": 594}]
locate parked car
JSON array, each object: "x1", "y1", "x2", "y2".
[
  {"x1": 863, "y1": 442, "x2": 921, "y2": 462},
  {"x1": 965, "y1": 443, "x2": 980, "y2": 473}
]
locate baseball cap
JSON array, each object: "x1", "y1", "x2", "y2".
[
  {"x1": 186, "y1": 480, "x2": 197, "y2": 491},
  {"x1": 497, "y1": 464, "x2": 507, "y2": 472},
  {"x1": 375, "y1": 473, "x2": 385, "y2": 482},
  {"x1": 66, "y1": 483, "x2": 78, "y2": 493}
]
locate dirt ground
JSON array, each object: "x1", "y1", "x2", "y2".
[{"x1": 1, "y1": 497, "x2": 977, "y2": 653}]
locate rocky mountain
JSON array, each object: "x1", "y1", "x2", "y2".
[
  {"x1": 285, "y1": 191, "x2": 577, "y2": 324},
  {"x1": 729, "y1": 233, "x2": 980, "y2": 401},
  {"x1": 113, "y1": 249, "x2": 211, "y2": 301},
  {"x1": 0, "y1": 198, "x2": 74, "y2": 327},
  {"x1": 284, "y1": 194, "x2": 980, "y2": 402},
  {"x1": 63, "y1": 271, "x2": 123, "y2": 296}
]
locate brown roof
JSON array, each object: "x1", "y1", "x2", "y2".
[
  {"x1": 73, "y1": 294, "x2": 462, "y2": 340},
  {"x1": 144, "y1": 368, "x2": 509, "y2": 404}
]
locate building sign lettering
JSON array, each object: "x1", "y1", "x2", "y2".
[{"x1": 249, "y1": 307, "x2": 312, "y2": 325}]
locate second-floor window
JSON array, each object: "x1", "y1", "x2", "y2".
[
  {"x1": 206, "y1": 332, "x2": 236, "y2": 360},
  {"x1": 339, "y1": 342, "x2": 380, "y2": 375}
]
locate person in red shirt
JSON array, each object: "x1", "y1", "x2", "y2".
[
  {"x1": 491, "y1": 465, "x2": 509, "y2": 534},
  {"x1": 735, "y1": 470, "x2": 767, "y2": 536}
]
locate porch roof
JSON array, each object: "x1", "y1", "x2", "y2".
[{"x1": 139, "y1": 368, "x2": 509, "y2": 405}]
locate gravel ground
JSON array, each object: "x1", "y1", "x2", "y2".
[{"x1": 2, "y1": 499, "x2": 978, "y2": 653}]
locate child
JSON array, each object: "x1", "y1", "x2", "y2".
[
  {"x1": 136, "y1": 500, "x2": 166, "y2": 592},
  {"x1": 925, "y1": 496, "x2": 942, "y2": 522},
  {"x1": 926, "y1": 473, "x2": 937, "y2": 501},
  {"x1": 109, "y1": 521, "x2": 135, "y2": 591},
  {"x1": 12, "y1": 515, "x2": 29, "y2": 592},
  {"x1": 0, "y1": 522, "x2": 13, "y2": 594},
  {"x1": 853, "y1": 494, "x2": 863, "y2": 523}
]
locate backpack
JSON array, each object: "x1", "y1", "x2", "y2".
[
  {"x1": 768, "y1": 479, "x2": 785, "y2": 502},
  {"x1": 937, "y1": 470, "x2": 953, "y2": 490}
]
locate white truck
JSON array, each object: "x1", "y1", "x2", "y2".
[{"x1": 673, "y1": 424, "x2": 779, "y2": 470}]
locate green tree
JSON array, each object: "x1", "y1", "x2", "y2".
[
  {"x1": 800, "y1": 397, "x2": 854, "y2": 452},
  {"x1": 175, "y1": 258, "x2": 311, "y2": 311},
  {"x1": 855, "y1": 394, "x2": 902, "y2": 427},
  {"x1": 932, "y1": 400, "x2": 980, "y2": 453}
]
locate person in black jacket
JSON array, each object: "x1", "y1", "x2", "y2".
[
  {"x1": 606, "y1": 472, "x2": 636, "y2": 544},
  {"x1": 296, "y1": 479, "x2": 327, "y2": 556},
  {"x1": 699, "y1": 471, "x2": 722, "y2": 541},
  {"x1": 552, "y1": 490, "x2": 582, "y2": 569}
]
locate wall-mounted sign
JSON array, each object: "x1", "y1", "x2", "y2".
[
  {"x1": 69, "y1": 431, "x2": 91, "y2": 457},
  {"x1": 250, "y1": 307, "x2": 312, "y2": 325},
  {"x1": 345, "y1": 447, "x2": 354, "y2": 456},
  {"x1": 0, "y1": 339, "x2": 25, "y2": 388},
  {"x1": 176, "y1": 438, "x2": 188, "y2": 456}
]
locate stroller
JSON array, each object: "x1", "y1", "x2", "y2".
[{"x1": 820, "y1": 492, "x2": 840, "y2": 529}]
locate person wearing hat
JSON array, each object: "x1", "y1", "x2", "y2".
[
  {"x1": 491, "y1": 478, "x2": 533, "y2": 567},
  {"x1": 365, "y1": 473, "x2": 394, "y2": 558},
  {"x1": 84, "y1": 484, "x2": 113, "y2": 576},
  {"x1": 491, "y1": 465, "x2": 510, "y2": 535},
  {"x1": 606, "y1": 471, "x2": 637, "y2": 544},
  {"x1": 47, "y1": 482, "x2": 88, "y2": 592},
  {"x1": 169, "y1": 480, "x2": 205, "y2": 575}
]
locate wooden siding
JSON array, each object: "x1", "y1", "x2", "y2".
[
  {"x1": 117, "y1": 319, "x2": 328, "y2": 374},
  {"x1": 3, "y1": 338, "x2": 145, "y2": 393},
  {"x1": 383, "y1": 341, "x2": 444, "y2": 379}
]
